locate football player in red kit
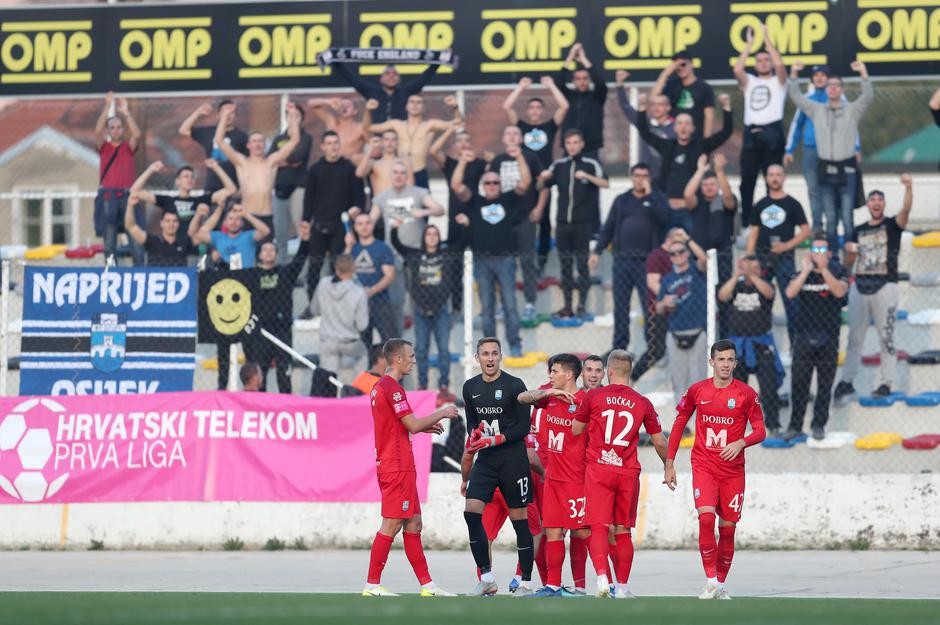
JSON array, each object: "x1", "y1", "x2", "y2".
[
  {"x1": 519, "y1": 353, "x2": 586, "y2": 596},
  {"x1": 364, "y1": 339, "x2": 459, "y2": 597},
  {"x1": 572, "y1": 350, "x2": 669, "y2": 598},
  {"x1": 664, "y1": 339, "x2": 766, "y2": 600}
]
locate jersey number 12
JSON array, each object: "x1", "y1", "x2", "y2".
[{"x1": 602, "y1": 409, "x2": 634, "y2": 447}]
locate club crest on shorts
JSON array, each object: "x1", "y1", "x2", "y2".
[
  {"x1": 694, "y1": 488, "x2": 701, "y2": 499},
  {"x1": 402, "y1": 500, "x2": 410, "y2": 512},
  {"x1": 728, "y1": 398, "x2": 736, "y2": 409},
  {"x1": 495, "y1": 389, "x2": 502, "y2": 400}
]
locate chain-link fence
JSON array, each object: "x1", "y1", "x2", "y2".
[{"x1": 3, "y1": 77, "x2": 940, "y2": 476}]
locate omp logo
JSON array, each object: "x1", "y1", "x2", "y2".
[
  {"x1": 548, "y1": 430, "x2": 564, "y2": 452},
  {"x1": 603, "y1": 5, "x2": 702, "y2": 70},
  {"x1": 857, "y1": 1, "x2": 940, "y2": 63},
  {"x1": 705, "y1": 427, "x2": 728, "y2": 449},
  {"x1": 728, "y1": 1, "x2": 829, "y2": 67},
  {"x1": 119, "y1": 17, "x2": 212, "y2": 81},
  {"x1": 238, "y1": 13, "x2": 332, "y2": 78},
  {"x1": 480, "y1": 8, "x2": 577, "y2": 72},
  {"x1": 0, "y1": 398, "x2": 69, "y2": 502},
  {"x1": 0, "y1": 20, "x2": 92, "y2": 84},
  {"x1": 357, "y1": 11, "x2": 454, "y2": 75}
]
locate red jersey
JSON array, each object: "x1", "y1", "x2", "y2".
[
  {"x1": 573, "y1": 384, "x2": 662, "y2": 475},
  {"x1": 371, "y1": 375, "x2": 416, "y2": 474},
  {"x1": 530, "y1": 382, "x2": 553, "y2": 466},
  {"x1": 536, "y1": 389, "x2": 586, "y2": 484},
  {"x1": 99, "y1": 141, "x2": 137, "y2": 188},
  {"x1": 667, "y1": 378, "x2": 766, "y2": 472}
]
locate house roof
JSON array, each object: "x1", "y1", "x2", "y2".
[{"x1": 0, "y1": 124, "x2": 99, "y2": 169}]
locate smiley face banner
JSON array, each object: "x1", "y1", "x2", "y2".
[{"x1": 197, "y1": 268, "x2": 260, "y2": 343}]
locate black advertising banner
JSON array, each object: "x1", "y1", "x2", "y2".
[{"x1": 0, "y1": 0, "x2": 937, "y2": 96}]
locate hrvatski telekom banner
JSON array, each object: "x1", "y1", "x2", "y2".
[{"x1": 0, "y1": 391, "x2": 434, "y2": 504}]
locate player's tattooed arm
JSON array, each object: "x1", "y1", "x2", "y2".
[{"x1": 517, "y1": 388, "x2": 575, "y2": 405}]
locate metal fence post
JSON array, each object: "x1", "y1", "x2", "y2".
[
  {"x1": 463, "y1": 249, "x2": 474, "y2": 384},
  {"x1": 227, "y1": 343, "x2": 240, "y2": 392},
  {"x1": 0, "y1": 259, "x2": 9, "y2": 397},
  {"x1": 706, "y1": 248, "x2": 717, "y2": 353},
  {"x1": 628, "y1": 86, "x2": 639, "y2": 167}
]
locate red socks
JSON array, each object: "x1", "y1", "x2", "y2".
[
  {"x1": 698, "y1": 512, "x2": 717, "y2": 579},
  {"x1": 534, "y1": 539, "x2": 548, "y2": 585},
  {"x1": 545, "y1": 539, "x2": 565, "y2": 587},
  {"x1": 614, "y1": 532, "x2": 635, "y2": 585},
  {"x1": 367, "y1": 531, "x2": 394, "y2": 585},
  {"x1": 608, "y1": 538, "x2": 619, "y2": 579},
  {"x1": 569, "y1": 535, "x2": 587, "y2": 589},
  {"x1": 588, "y1": 525, "x2": 610, "y2": 577},
  {"x1": 403, "y1": 531, "x2": 432, "y2": 585},
  {"x1": 717, "y1": 525, "x2": 736, "y2": 583}
]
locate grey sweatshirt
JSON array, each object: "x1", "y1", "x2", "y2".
[
  {"x1": 787, "y1": 78, "x2": 873, "y2": 161},
  {"x1": 310, "y1": 275, "x2": 369, "y2": 342}
]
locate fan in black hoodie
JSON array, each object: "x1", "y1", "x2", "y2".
[{"x1": 391, "y1": 221, "x2": 464, "y2": 393}]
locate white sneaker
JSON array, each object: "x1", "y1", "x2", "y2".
[
  {"x1": 420, "y1": 585, "x2": 457, "y2": 597},
  {"x1": 362, "y1": 585, "x2": 398, "y2": 597},
  {"x1": 698, "y1": 581, "x2": 720, "y2": 600},
  {"x1": 469, "y1": 580, "x2": 498, "y2": 596},
  {"x1": 513, "y1": 584, "x2": 534, "y2": 597},
  {"x1": 718, "y1": 588, "x2": 732, "y2": 600},
  {"x1": 595, "y1": 577, "x2": 611, "y2": 598},
  {"x1": 613, "y1": 587, "x2": 636, "y2": 599}
]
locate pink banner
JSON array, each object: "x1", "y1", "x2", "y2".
[{"x1": 0, "y1": 391, "x2": 435, "y2": 504}]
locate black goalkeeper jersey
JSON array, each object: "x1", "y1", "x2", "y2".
[{"x1": 462, "y1": 371, "x2": 530, "y2": 461}]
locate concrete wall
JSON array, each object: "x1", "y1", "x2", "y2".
[{"x1": 2, "y1": 473, "x2": 938, "y2": 550}]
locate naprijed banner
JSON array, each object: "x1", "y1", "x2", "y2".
[
  {"x1": 0, "y1": 0, "x2": 936, "y2": 97},
  {"x1": 19, "y1": 266, "x2": 197, "y2": 396},
  {"x1": 0, "y1": 391, "x2": 434, "y2": 504}
]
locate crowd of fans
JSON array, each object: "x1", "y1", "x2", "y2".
[{"x1": 93, "y1": 29, "x2": 937, "y2": 441}]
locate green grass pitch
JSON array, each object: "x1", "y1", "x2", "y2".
[{"x1": 0, "y1": 593, "x2": 936, "y2": 625}]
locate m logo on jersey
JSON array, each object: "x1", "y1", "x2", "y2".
[
  {"x1": 548, "y1": 430, "x2": 564, "y2": 452},
  {"x1": 706, "y1": 427, "x2": 728, "y2": 449},
  {"x1": 727, "y1": 398, "x2": 736, "y2": 409},
  {"x1": 481, "y1": 419, "x2": 501, "y2": 436}
]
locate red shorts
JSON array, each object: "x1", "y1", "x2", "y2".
[
  {"x1": 378, "y1": 471, "x2": 421, "y2": 519},
  {"x1": 692, "y1": 463, "x2": 746, "y2": 523},
  {"x1": 584, "y1": 465, "x2": 639, "y2": 528},
  {"x1": 542, "y1": 478, "x2": 586, "y2": 530},
  {"x1": 483, "y1": 488, "x2": 542, "y2": 540}
]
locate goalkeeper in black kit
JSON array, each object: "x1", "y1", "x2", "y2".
[{"x1": 462, "y1": 337, "x2": 535, "y2": 596}]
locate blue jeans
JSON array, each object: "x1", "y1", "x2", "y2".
[
  {"x1": 474, "y1": 255, "x2": 521, "y2": 350},
  {"x1": 612, "y1": 256, "x2": 647, "y2": 351},
  {"x1": 802, "y1": 147, "x2": 824, "y2": 238},
  {"x1": 819, "y1": 170, "x2": 856, "y2": 254},
  {"x1": 414, "y1": 305, "x2": 451, "y2": 389}
]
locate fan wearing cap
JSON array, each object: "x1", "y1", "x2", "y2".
[{"x1": 652, "y1": 50, "x2": 716, "y2": 139}]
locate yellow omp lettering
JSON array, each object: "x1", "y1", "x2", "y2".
[
  {"x1": 728, "y1": 8, "x2": 828, "y2": 66},
  {"x1": 237, "y1": 15, "x2": 333, "y2": 77},
  {"x1": 357, "y1": 13, "x2": 454, "y2": 75},
  {"x1": 480, "y1": 12, "x2": 576, "y2": 71},
  {"x1": 0, "y1": 21, "x2": 93, "y2": 83},
  {"x1": 603, "y1": 9, "x2": 701, "y2": 70},
  {"x1": 118, "y1": 19, "x2": 212, "y2": 80},
  {"x1": 857, "y1": 6, "x2": 940, "y2": 61}
]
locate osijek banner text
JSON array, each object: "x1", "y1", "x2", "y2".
[
  {"x1": 19, "y1": 267, "x2": 197, "y2": 396},
  {"x1": 0, "y1": 391, "x2": 435, "y2": 504}
]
